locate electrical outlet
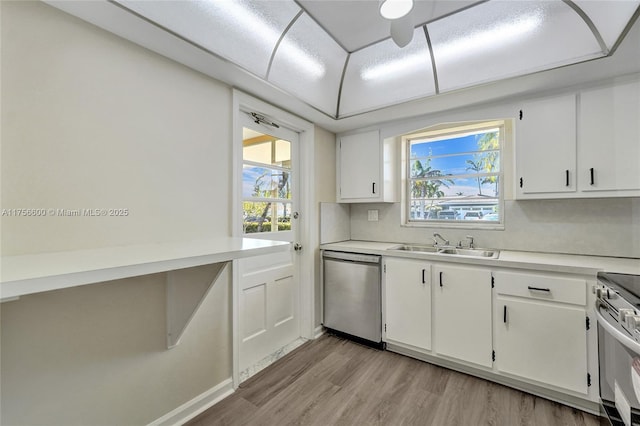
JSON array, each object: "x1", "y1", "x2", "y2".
[{"x1": 368, "y1": 210, "x2": 379, "y2": 221}]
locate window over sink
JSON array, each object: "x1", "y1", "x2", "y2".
[{"x1": 402, "y1": 120, "x2": 505, "y2": 228}]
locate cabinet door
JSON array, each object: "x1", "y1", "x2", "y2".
[
  {"x1": 384, "y1": 258, "x2": 431, "y2": 350},
  {"x1": 495, "y1": 297, "x2": 588, "y2": 395},
  {"x1": 433, "y1": 264, "x2": 492, "y2": 367},
  {"x1": 516, "y1": 94, "x2": 576, "y2": 195},
  {"x1": 578, "y1": 80, "x2": 640, "y2": 192},
  {"x1": 338, "y1": 130, "x2": 380, "y2": 200}
]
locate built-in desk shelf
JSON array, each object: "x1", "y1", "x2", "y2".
[{"x1": 1, "y1": 237, "x2": 290, "y2": 348}]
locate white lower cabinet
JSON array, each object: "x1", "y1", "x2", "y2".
[
  {"x1": 383, "y1": 257, "x2": 431, "y2": 351},
  {"x1": 381, "y1": 256, "x2": 596, "y2": 409},
  {"x1": 433, "y1": 264, "x2": 493, "y2": 367},
  {"x1": 493, "y1": 270, "x2": 589, "y2": 395}
]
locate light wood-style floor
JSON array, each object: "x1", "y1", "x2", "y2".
[{"x1": 188, "y1": 334, "x2": 600, "y2": 426}]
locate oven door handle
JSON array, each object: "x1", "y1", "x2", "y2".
[{"x1": 596, "y1": 307, "x2": 640, "y2": 354}]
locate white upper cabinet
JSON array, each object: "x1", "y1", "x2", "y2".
[
  {"x1": 578, "y1": 80, "x2": 640, "y2": 193},
  {"x1": 516, "y1": 94, "x2": 577, "y2": 196},
  {"x1": 516, "y1": 78, "x2": 640, "y2": 199},
  {"x1": 337, "y1": 130, "x2": 397, "y2": 203}
]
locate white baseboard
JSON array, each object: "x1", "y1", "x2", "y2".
[
  {"x1": 314, "y1": 325, "x2": 325, "y2": 339},
  {"x1": 148, "y1": 378, "x2": 234, "y2": 426}
]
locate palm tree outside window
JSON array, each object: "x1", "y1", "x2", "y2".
[{"x1": 406, "y1": 122, "x2": 503, "y2": 224}]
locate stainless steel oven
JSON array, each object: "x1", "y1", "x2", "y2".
[{"x1": 596, "y1": 272, "x2": 640, "y2": 426}]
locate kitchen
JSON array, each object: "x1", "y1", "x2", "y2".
[{"x1": 1, "y1": 1, "x2": 639, "y2": 425}]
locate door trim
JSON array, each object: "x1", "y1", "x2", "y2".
[{"x1": 232, "y1": 90, "x2": 316, "y2": 388}]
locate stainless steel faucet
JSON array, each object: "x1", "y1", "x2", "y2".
[
  {"x1": 433, "y1": 233, "x2": 449, "y2": 247},
  {"x1": 466, "y1": 235, "x2": 475, "y2": 249}
]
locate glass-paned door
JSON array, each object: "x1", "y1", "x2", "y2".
[
  {"x1": 238, "y1": 113, "x2": 301, "y2": 377},
  {"x1": 242, "y1": 122, "x2": 297, "y2": 241}
]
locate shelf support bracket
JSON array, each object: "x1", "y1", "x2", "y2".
[{"x1": 166, "y1": 262, "x2": 228, "y2": 349}]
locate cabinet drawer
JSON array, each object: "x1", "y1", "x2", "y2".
[{"x1": 493, "y1": 271, "x2": 586, "y2": 306}]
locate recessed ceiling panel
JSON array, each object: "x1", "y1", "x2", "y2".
[
  {"x1": 268, "y1": 13, "x2": 348, "y2": 116},
  {"x1": 428, "y1": 1, "x2": 605, "y2": 93},
  {"x1": 339, "y1": 28, "x2": 436, "y2": 116},
  {"x1": 117, "y1": 0, "x2": 300, "y2": 78},
  {"x1": 298, "y1": 0, "x2": 477, "y2": 51},
  {"x1": 573, "y1": 0, "x2": 640, "y2": 50}
]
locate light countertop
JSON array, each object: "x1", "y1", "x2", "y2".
[
  {"x1": 1, "y1": 238, "x2": 290, "y2": 299},
  {"x1": 321, "y1": 240, "x2": 640, "y2": 276}
]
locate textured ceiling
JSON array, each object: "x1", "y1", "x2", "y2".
[
  {"x1": 45, "y1": 0, "x2": 640, "y2": 130},
  {"x1": 115, "y1": 0, "x2": 640, "y2": 118}
]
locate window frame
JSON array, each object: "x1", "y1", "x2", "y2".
[
  {"x1": 400, "y1": 120, "x2": 505, "y2": 230},
  {"x1": 239, "y1": 117, "x2": 298, "y2": 238}
]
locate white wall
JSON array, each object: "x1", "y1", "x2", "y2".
[
  {"x1": 1, "y1": 2, "x2": 233, "y2": 424},
  {"x1": 349, "y1": 198, "x2": 640, "y2": 258},
  {"x1": 313, "y1": 126, "x2": 336, "y2": 327},
  {"x1": 1, "y1": 2, "x2": 231, "y2": 256},
  {"x1": 1, "y1": 266, "x2": 231, "y2": 426}
]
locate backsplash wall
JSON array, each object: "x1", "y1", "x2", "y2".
[{"x1": 349, "y1": 198, "x2": 640, "y2": 258}]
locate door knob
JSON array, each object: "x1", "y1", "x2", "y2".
[{"x1": 294, "y1": 243, "x2": 303, "y2": 251}]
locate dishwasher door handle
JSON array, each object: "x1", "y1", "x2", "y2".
[{"x1": 322, "y1": 251, "x2": 380, "y2": 264}]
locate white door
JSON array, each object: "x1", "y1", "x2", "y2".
[{"x1": 238, "y1": 113, "x2": 301, "y2": 374}]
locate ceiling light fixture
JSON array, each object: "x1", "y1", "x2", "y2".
[
  {"x1": 380, "y1": 0, "x2": 415, "y2": 48},
  {"x1": 379, "y1": 0, "x2": 414, "y2": 20},
  {"x1": 390, "y1": 14, "x2": 414, "y2": 48}
]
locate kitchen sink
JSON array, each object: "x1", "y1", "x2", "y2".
[
  {"x1": 388, "y1": 245, "x2": 499, "y2": 259},
  {"x1": 388, "y1": 244, "x2": 439, "y2": 253},
  {"x1": 436, "y1": 248, "x2": 500, "y2": 258}
]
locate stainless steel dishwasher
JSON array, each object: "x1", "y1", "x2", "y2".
[{"x1": 322, "y1": 250, "x2": 382, "y2": 346}]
